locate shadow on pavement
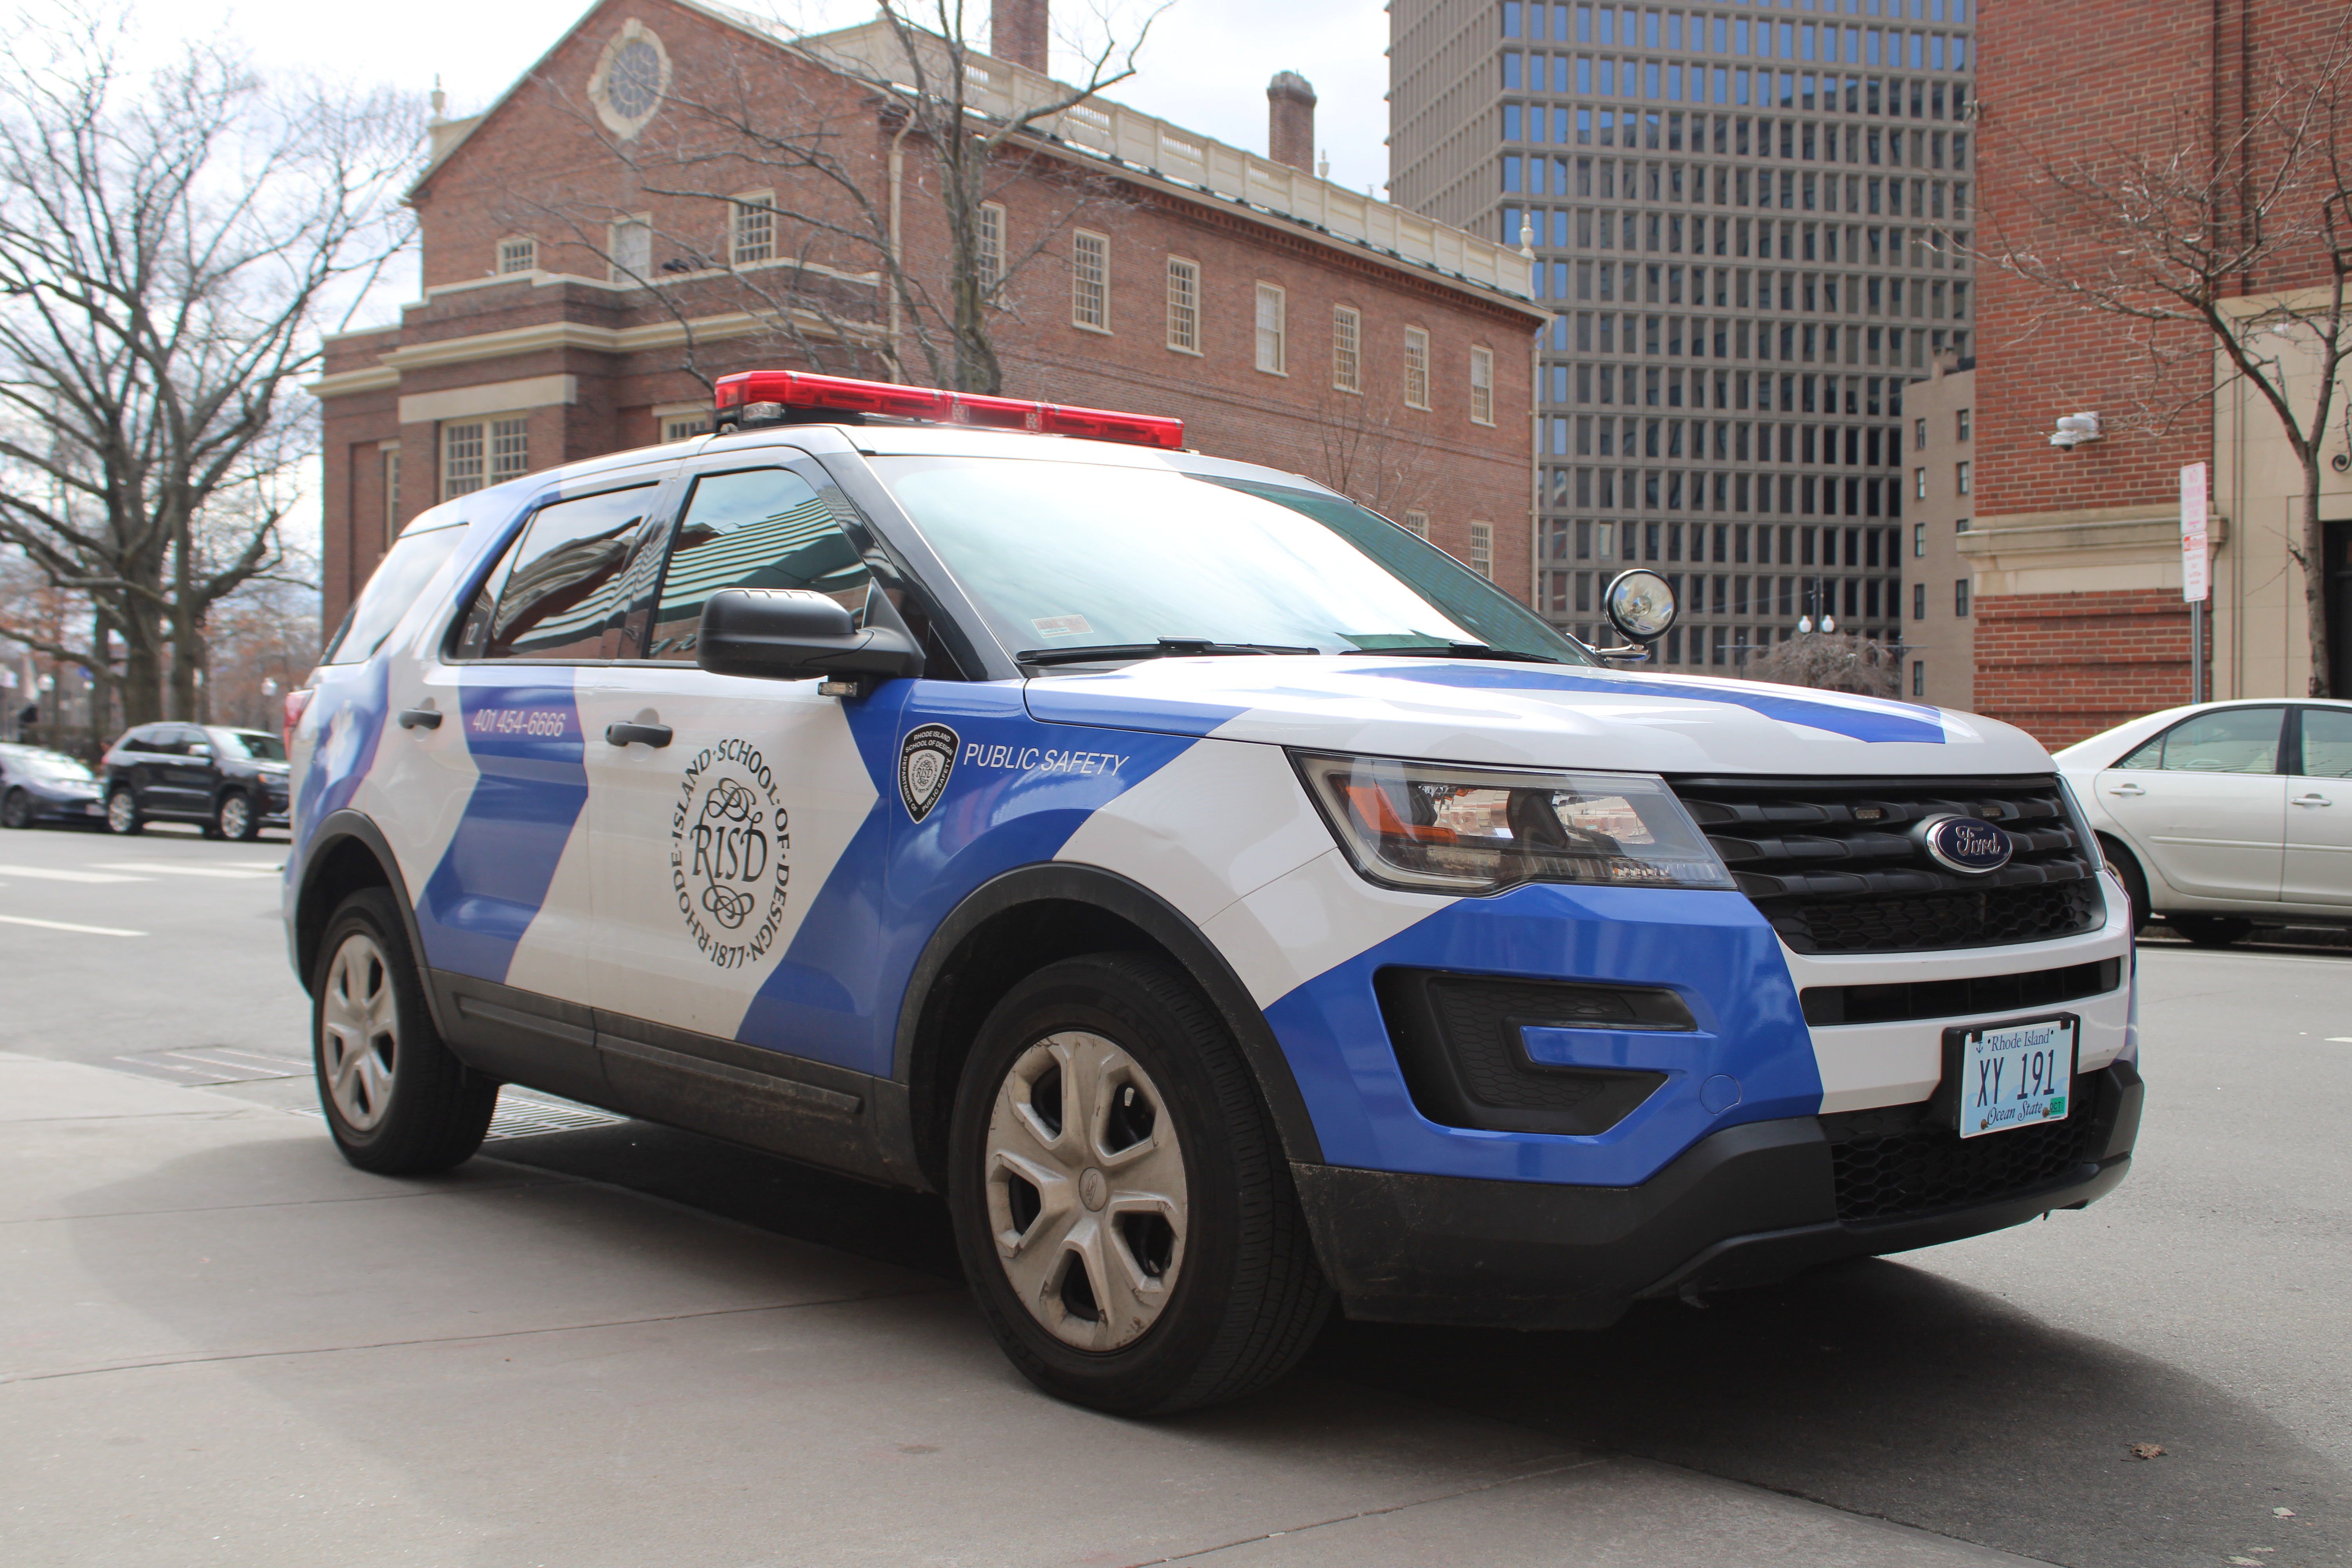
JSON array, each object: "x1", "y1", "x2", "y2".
[{"x1": 491, "y1": 1120, "x2": 2348, "y2": 1568}]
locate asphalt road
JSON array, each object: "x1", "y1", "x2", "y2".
[{"x1": 0, "y1": 819, "x2": 2345, "y2": 1566}]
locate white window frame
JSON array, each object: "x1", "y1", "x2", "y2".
[
  {"x1": 1404, "y1": 328, "x2": 1432, "y2": 410},
  {"x1": 495, "y1": 235, "x2": 537, "y2": 276},
  {"x1": 441, "y1": 421, "x2": 486, "y2": 500},
  {"x1": 978, "y1": 201, "x2": 1005, "y2": 291},
  {"x1": 1332, "y1": 305, "x2": 1361, "y2": 394},
  {"x1": 1914, "y1": 466, "x2": 1927, "y2": 499},
  {"x1": 381, "y1": 442, "x2": 401, "y2": 550},
  {"x1": 1254, "y1": 283, "x2": 1287, "y2": 375},
  {"x1": 1468, "y1": 520, "x2": 1495, "y2": 579},
  {"x1": 1072, "y1": 229, "x2": 1110, "y2": 332},
  {"x1": 662, "y1": 414, "x2": 712, "y2": 443},
  {"x1": 1955, "y1": 459, "x2": 1972, "y2": 495},
  {"x1": 1402, "y1": 509, "x2": 1431, "y2": 539},
  {"x1": 731, "y1": 191, "x2": 776, "y2": 267},
  {"x1": 1165, "y1": 258, "x2": 1201, "y2": 354},
  {"x1": 1469, "y1": 345, "x2": 1495, "y2": 425},
  {"x1": 609, "y1": 214, "x2": 653, "y2": 283}
]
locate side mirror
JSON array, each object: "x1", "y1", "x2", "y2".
[
  {"x1": 1587, "y1": 570, "x2": 1678, "y2": 660},
  {"x1": 187, "y1": 744, "x2": 214, "y2": 760},
  {"x1": 697, "y1": 588, "x2": 924, "y2": 695}
]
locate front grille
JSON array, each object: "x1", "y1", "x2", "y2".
[
  {"x1": 1801, "y1": 957, "x2": 2122, "y2": 1026},
  {"x1": 1670, "y1": 775, "x2": 2105, "y2": 955},
  {"x1": 1822, "y1": 1095, "x2": 2106, "y2": 1223}
]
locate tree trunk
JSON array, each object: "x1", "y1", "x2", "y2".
[{"x1": 2305, "y1": 454, "x2": 2332, "y2": 698}]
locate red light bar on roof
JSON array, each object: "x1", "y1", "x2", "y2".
[{"x1": 712, "y1": 370, "x2": 1184, "y2": 450}]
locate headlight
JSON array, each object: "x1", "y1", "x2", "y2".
[{"x1": 1293, "y1": 752, "x2": 1735, "y2": 895}]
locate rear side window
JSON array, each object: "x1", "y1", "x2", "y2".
[
  {"x1": 2301, "y1": 708, "x2": 2352, "y2": 778},
  {"x1": 453, "y1": 486, "x2": 659, "y2": 661},
  {"x1": 642, "y1": 468, "x2": 869, "y2": 661},
  {"x1": 2116, "y1": 706, "x2": 2284, "y2": 773},
  {"x1": 320, "y1": 526, "x2": 469, "y2": 666}
]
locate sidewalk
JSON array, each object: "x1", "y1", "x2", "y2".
[{"x1": 0, "y1": 1052, "x2": 2038, "y2": 1568}]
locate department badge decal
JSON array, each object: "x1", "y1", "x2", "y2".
[{"x1": 899, "y1": 723, "x2": 959, "y2": 822}]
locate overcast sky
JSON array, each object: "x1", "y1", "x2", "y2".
[{"x1": 179, "y1": 0, "x2": 1399, "y2": 211}]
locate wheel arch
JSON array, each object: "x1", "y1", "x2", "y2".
[
  {"x1": 2093, "y1": 830, "x2": 2158, "y2": 920},
  {"x1": 292, "y1": 811, "x2": 444, "y2": 1037},
  {"x1": 891, "y1": 864, "x2": 1323, "y2": 1193}
]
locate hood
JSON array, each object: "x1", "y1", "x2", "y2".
[{"x1": 1022, "y1": 657, "x2": 2053, "y2": 777}]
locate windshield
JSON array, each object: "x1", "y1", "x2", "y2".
[
  {"x1": 0, "y1": 746, "x2": 92, "y2": 780},
  {"x1": 210, "y1": 730, "x2": 288, "y2": 762},
  {"x1": 867, "y1": 457, "x2": 1592, "y2": 667}
]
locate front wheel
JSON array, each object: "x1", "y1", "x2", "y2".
[
  {"x1": 216, "y1": 791, "x2": 260, "y2": 842},
  {"x1": 105, "y1": 789, "x2": 143, "y2": 835},
  {"x1": 312, "y1": 886, "x2": 498, "y2": 1173},
  {"x1": 1, "y1": 789, "x2": 30, "y2": 830},
  {"x1": 2099, "y1": 840, "x2": 2151, "y2": 933},
  {"x1": 947, "y1": 953, "x2": 1330, "y2": 1416}
]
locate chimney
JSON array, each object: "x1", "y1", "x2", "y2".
[
  {"x1": 994, "y1": 0, "x2": 1048, "y2": 73},
  {"x1": 1267, "y1": 72, "x2": 1317, "y2": 174}
]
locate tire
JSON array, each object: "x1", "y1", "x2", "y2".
[
  {"x1": 2099, "y1": 839, "x2": 2151, "y2": 933},
  {"x1": 216, "y1": 791, "x2": 260, "y2": 842},
  {"x1": 105, "y1": 789, "x2": 143, "y2": 835},
  {"x1": 2169, "y1": 913, "x2": 2254, "y2": 948},
  {"x1": 311, "y1": 886, "x2": 498, "y2": 1173},
  {"x1": 1, "y1": 789, "x2": 30, "y2": 830},
  {"x1": 946, "y1": 952, "x2": 1331, "y2": 1416}
]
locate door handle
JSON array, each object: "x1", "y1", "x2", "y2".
[
  {"x1": 2107, "y1": 782, "x2": 2145, "y2": 797},
  {"x1": 605, "y1": 722, "x2": 673, "y2": 749},
  {"x1": 2291, "y1": 793, "x2": 2333, "y2": 807},
  {"x1": 397, "y1": 708, "x2": 443, "y2": 730}
]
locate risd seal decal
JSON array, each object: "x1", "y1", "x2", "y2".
[
  {"x1": 670, "y1": 739, "x2": 789, "y2": 969},
  {"x1": 899, "y1": 722, "x2": 959, "y2": 823}
]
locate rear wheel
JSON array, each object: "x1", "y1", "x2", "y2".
[
  {"x1": 216, "y1": 791, "x2": 259, "y2": 842},
  {"x1": 1, "y1": 789, "x2": 30, "y2": 830},
  {"x1": 105, "y1": 789, "x2": 142, "y2": 835},
  {"x1": 2169, "y1": 913, "x2": 2254, "y2": 948},
  {"x1": 947, "y1": 953, "x2": 1330, "y2": 1416},
  {"x1": 312, "y1": 887, "x2": 497, "y2": 1173}
]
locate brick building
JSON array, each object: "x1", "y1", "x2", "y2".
[
  {"x1": 1972, "y1": 0, "x2": 2352, "y2": 743},
  {"x1": 311, "y1": 0, "x2": 1544, "y2": 630}
]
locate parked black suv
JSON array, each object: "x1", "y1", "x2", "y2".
[{"x1": 103, "y1": 724, "x2": 291, "y2": 840}]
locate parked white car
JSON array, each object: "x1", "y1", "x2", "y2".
[{"x1": 2055, "y1": 698, "x2": 2352, "y2": 945}]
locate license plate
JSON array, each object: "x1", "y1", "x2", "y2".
[{"x1": 1950, "y1": 1015, "x2": 2076, "y2": 1139}]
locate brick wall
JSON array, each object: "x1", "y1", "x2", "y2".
[{"x1": 1971, "y1": 588, "x2": 2199, "y2": 749}]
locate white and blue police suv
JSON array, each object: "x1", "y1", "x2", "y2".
[{"x1": 285, "y1": 370, "x2": 2140, "y2": 1414}]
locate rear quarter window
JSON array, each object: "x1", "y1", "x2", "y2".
[{"x1": 320, "y1": 526, "x2": 470, "y2": 666}]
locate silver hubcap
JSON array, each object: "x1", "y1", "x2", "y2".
[
  {"x1": 321, "y1": 932, "x2": 398, "y2": 1130},
  {"x1": 221, "y1": 796, "x2": 248, "y2": 837},
  {"x1": 984, "y1": 1031, "x2": 1187, "y2": 1352},
  {"x1": 107, "y1": 793, "x2": 134, "y2": 831}
]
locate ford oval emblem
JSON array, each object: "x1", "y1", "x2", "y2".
[{"x1": 1921, "y1": 815, "x2": 2013, "y2": 875}]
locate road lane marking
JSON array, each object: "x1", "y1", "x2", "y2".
[
  {"x1": 0, "y1": 913, "x2": 146, "y2": 936},
  {"x1": 0, "y1": 864, "x2": 154, "y2": 884},
  {"x1": 95, "y1": 861, "x2": 278, "y2": 880}
]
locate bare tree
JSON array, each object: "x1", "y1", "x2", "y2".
[
  {"x1": 1309, "y1": 388, "x2": 1441, "y2": 523},
  {"x1": 0, "y1": 7, "x2": 416, "y2": 728},
  {"x1": 1983, "y1": 13, "x2": 2352, "y2": 696},
  {"x1": 500, "y1": 0, "x2": 1161, "y2": 396},
  {"x1": 1745, "y1": 632, "x2": 1901, "y2": 700}
]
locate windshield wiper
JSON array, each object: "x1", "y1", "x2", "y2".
[
  {"x1": 1338, "y1": 641, "x2": 1563, "y2": 664},
  {"x1": 1016, "y1": 637, "x2": 1319, "y2": 667}
]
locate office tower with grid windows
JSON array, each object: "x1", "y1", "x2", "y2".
[{"x1": 1389, "y1": 0, "x2": 1975, "y2": 673}]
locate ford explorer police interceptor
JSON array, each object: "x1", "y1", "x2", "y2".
[{"x1": 284, "y1": 370, "x2": 2140, "y2": 1416}]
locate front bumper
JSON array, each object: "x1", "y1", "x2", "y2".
[{"x1": 1294, "y1": 1060, "x2": 2141, "y2": 1331}]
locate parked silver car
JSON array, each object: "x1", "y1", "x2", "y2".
[{"x1": 2055, "y1": 699, "x2": 2352, "y2": 945}]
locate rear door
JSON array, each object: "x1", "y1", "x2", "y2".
[
  {"x1": 581, "y1": 455, "x2": 904, "y2": 1064},
  {"x1": 2283, "y1": 705, "x2": 2352, "y2": 906},
  {"x1": 2094, "y1": 705, "x2": 2287, "y2": 902}
]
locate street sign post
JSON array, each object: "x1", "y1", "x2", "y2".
[{"x1": 2181, "y1": 462, "x2": 2211, "y2": 703}]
